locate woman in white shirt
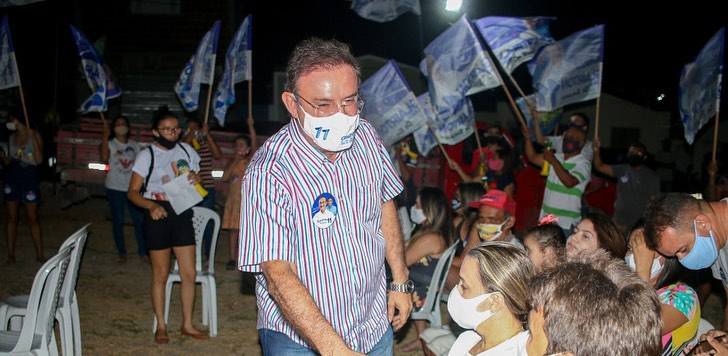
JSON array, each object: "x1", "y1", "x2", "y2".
[
  {"x1": 101, "y1": 115, "x2": 147, "y2": 264},
  {"x1": 448, "y1": 241, "x2": 533, "y2": 356},
  {"x1": 127, "y1": 107, "x2": 207, "y2": 344}
]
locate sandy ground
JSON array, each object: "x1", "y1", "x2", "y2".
[{"x1": 1, "y1": 196, "x2": 429, "y2": 356}]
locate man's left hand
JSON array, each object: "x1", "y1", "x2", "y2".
[
  {"x1": 543, "y1": 148, "x2": 557, "y2": 164},
  {"x1": 388, "y1": 291, "x2": 412, "y2": 331}
]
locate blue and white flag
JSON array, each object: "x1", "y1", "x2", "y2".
[
  {"x1": 350, "y1": 0, "x2": 420, "y2": 23},
  {"x1": 474, "y1": 16, "x2": 555, "y2": 74},
  {"x1": 516, "y1": 94, "x2": 563, "y2": 141},
  {"x1": 424, "y1": 15, "x2": 500, "y2": 119},
  {"x1": 0, "y1": 16, "x2": 19, "y2": 90},
  {"x1": 413, "y1": 93, "x2": 475, "y2": 155},
  {"x1": 70, "y1": 25, "x2": 121, "y2": 113},
  {"x1": 530, "y1": 24, "x2": 604, "y2": 112},
  {"x1": 679, "y1": 28, "x2": 725, "y2": 144},
  {"x1": 360, "y1": 60, "x2": 426, "y2": 146},
  {"x1": 175, "y1": 21, "x2": 220, "y2": 112},
  {"x1": 213, "y1": 16, "x2": 252, "y2": 125}
]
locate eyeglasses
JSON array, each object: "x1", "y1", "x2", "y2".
[
  {"x1": 157, "y1": 127, "x2": 181, "y2": 133},
  {"x1": 295, "y1": 93, "x2": 364, "y2": 118}
]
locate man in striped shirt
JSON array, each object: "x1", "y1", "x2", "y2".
[
  {"x1": 238, "y1": 38, "x2": 412, "y2": 356},
  {"x1": 523, "y1": 124, "x2": 591, "y2": 231}
]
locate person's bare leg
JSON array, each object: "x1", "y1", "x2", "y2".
[
  {"x1": 24, "y1": 202, "x2": 45, "y2": 261},
  {"x1": 398, "y1": 320, "x2": 428, "y2": 352},
  {"x1": 6, "y1": 202, "x2": 19, "y2": 263},
  {"x1": 228, "y1": 229, "x2": 238, "y2": 261},
  {"x1": 149, "y1": 248, "x2": 171, "y2": 341},
  {"x1": 173, "y1": 245, "x2": 206, "y2": 337}
]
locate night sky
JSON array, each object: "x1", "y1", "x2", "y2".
[{"x1": 1, "y1": 0, "x2": 726, "y2": 127}]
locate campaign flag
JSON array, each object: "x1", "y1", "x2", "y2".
[
  {"x1": 474, "y1": 16, "x2": 555, "y2": 74},
  {"x1": 175, "y1": 21, "x2": 221, "y2": 112},
  {"x1": 530, "y1": 24, "x2": 604, "y2": 112},
  {"x1": 0, "y1": 16, "x2": 19, "y2": 90},
  {"x1": 349, "y1": 0, "x2": 420, "y2": 23},
  {"x1": 679, "y1": 28, "x2": 725, "y2": 144},
  {"x1": 360, "y1": 60, "x2": 426, "y2": 146},
  {"x1": 424, "y1": 15, "x2": 500, "y2": 119},
  {"x1": 516, "y1": 94, "x2": 563, "y2": 141},
  {"x1": 213, "y1": 16, "x2": 252, "y2": 125},
  {"x1": 70, "y1": 25, "x2": 121, "y2": 112},
  {"x1": 413, "y1": 93, "x2": 475, "y2": 155}
]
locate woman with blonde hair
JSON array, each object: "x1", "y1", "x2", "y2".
[{"x1": 447, "y1": 241, "x2": 533, "y2": 355}]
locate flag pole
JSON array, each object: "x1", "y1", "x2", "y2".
[
  {"x1": 428, "y1": 124, "x2": 452, "y2": 163},
  {"x1": 481, "y1": 50, "x2": 528, "y2": 128},
  {"x1": 10, "y1": 52, "x2": 29, "y2": 128},
  {"x1": 203, "y1": 53, "x2": 217, "y2": 126},
  {"x1": 248, "y1": 79, "x2": 253, "y2": 118},
  {"x1": 594, "y1": 61, "x2": 604, "y2": 140},
  {"x1": 712, "y1": 73, "x2": 722, "y2": 161}
]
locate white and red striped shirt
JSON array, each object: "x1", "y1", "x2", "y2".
[{"x1": 238, "y1": 118, "x2": 403, "y2": 352}]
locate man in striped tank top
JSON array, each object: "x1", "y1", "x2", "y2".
[
  {"x1": 523, "y1": 124, "x2": 591, "y2": 232},
  {"x1": 238, "y1": 38, "x2": 412, "y2": 356},
  {"x1": 185, "y1": 117, "x2": 221, "y2": 257}
]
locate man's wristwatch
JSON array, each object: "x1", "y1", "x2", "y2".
[{"x1": 388, "y1": 280, "x2": 414, "y2": 294}]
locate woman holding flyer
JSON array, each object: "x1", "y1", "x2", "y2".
[{"x1": 127, "y1": 106, "x2": 208, "y2": 344}]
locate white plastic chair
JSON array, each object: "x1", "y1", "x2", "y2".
[
  {"x1": 153, "y1": 207, "x2": 220, "y2": 337},
  {"x1": 0, "y1": 245, "x2": 73, "y2": 356},
  {"x1": 410, "y1": 242, "x2": 459, "y2": 327},
  {"x1": 0, "y1": 223, "x2": 91, "y2": 356}
]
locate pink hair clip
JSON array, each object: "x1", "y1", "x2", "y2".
[{"x1": 539, "y1": 214, "x2": 560, "y2": 226}]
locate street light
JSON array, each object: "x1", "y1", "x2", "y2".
[{"x1": 445, "y1": 0, "x2": 463, "y2": 12}]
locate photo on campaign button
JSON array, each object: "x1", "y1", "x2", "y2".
[{"x1": 311, "y1": 193, "x2": 338, "y2": 229}]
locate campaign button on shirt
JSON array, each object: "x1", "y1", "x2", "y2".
[{"x1": 312, "y1": 193, "x2": 338, "y2": 229}]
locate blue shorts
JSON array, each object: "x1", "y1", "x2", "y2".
[{"x1": 3, "y1": 160, "x2": 40, "y2": 204}]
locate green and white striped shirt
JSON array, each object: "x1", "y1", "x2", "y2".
[{"x1": 540, "y1": 153, "x2": 591, "y2": 230}]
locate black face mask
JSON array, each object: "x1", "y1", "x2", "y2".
[
  {"x1": 627, "y1": 154, "x2": 646, "y2": 167},
  {"x1": 562, "y1": 137, "x2": 581, "y2": 154},
  {"x1": 484, "y1": 136, "x2": 500, "y2": 146},
  {"x1": 155, "y1": 135, "x2": 178, "y2": 150}
]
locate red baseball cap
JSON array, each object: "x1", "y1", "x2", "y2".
[{"x1": 468, "y1": 190, "x2": 516, "y2": 216}]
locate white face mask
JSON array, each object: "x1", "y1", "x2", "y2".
[
  {"x1": 410, "y1": 206, "x2": 427, "y2": 225},
  {"x1": 447, "y1": 287, "x2": 497, "y2": 330},
  {"x1": 476, "y1": 218, "x2": 509, "y2": 241},
  {"x1": 451, "y1": 198, "x2": 461, "y2": 210},
  {"x1": 6, "y1": 122, "x2": 16, "y2": 131},
  {"x1": 625, "y1": 253, "x2": 664, "y2": 280},
  {"x1": 297, "y1": 100, "x2": 360, "y2": 152},
  {"x1": 114, "y1": 126, "x2": 129, "y2": 135}
]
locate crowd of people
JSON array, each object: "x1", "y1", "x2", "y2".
[{"x1": 2, "y1": 36, "x2": 728, "y2": 356}]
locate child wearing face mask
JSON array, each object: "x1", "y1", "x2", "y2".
[
  {"x1": 447, "y1": 242, "x2": 532, "y2": 356},
  {"x1": 625, "y1": 221, "x2": 701, "y2": 356},
  {"x1": 101, "y1": 115, "x2": 148, "y2": 264},
  {"x1": 221, "y1": 117, "x2": 257, "y2": 270}
]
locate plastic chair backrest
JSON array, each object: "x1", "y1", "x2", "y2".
[
  {"x1": 59, "y1": 223, "x2": 91, "y2": 307},
  {"x1": 13, "y1": 246, "x2": 73, "y2": 352},
  {"x1": 413, "y1": 242, "x2": 459, "y2": 318},
  {"x1": 171, "y1": 207, "x2": 220, "y2": 274}
]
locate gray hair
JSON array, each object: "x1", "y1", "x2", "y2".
[{"x1": 284, "y1": 37, "x2": 361, "y2": 93}]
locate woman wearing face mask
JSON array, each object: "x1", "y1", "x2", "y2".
[
  {"x1": 101, "y1": 115, "x2": 148, "y2": 264},
  {"x1": 398, "y1": 187, "x2": 452, "y2": 353},
  {"x1": 565, "y1": 212, "x2": 627, "y2": 260},
  {"x1": 448, "y1": 145, "x2": 515, "y2": 197},
  {"x1": 1, "y1": 111, "x2": 45, "y2": 264},
  {"x1": 448, "y1": 241, "x2": 532, "y2": 356},
  {"x1": 221, "y1": 115, "x2": 257, "y2": 270},
  {"x1": 523, "y1": 216, "x2": 567, "y2": 272},
  {"x1": 625, "y1": 221, "x2": 700, "y2": 356},
  {"x1": 127, "y1": 106, "x2": 208, "y2": 343}
]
